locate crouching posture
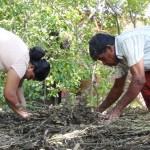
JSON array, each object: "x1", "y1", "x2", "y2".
[
  {"x1": 0, "y1": 27, "x2": 50, "y2": 118},
  {"x1": 89, "y1": 26, "x2": 150, "y2": 121}
]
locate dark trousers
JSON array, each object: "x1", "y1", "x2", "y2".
[{"x1": 141, "y1": 71, "x2": 150, "y2": 110}]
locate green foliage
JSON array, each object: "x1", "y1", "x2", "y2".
[
  {"x1": 23, "y1": 80, "x2": 44, "y2": 101},
  {"x1": 123, "y1": 0, "x2": 149, "y2": 27},
  {"x1": 0, "y1": 0, "x2": 149, "y2": 107}
]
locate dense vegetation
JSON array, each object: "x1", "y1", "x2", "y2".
[{"x1": 0, "y1": 0, "x2": 149, "y2": 107}]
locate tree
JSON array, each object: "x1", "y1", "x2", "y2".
[{"x1": 0, "y1": 0, "x2": 149, "y2": 106}]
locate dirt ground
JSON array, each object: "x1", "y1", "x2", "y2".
[{"x1": 0, "y1": 102, "x2": 150, "y2": 150}]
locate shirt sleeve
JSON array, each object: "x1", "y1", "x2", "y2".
[
  {"x1": 121, "y1": 35, "x2": 145, "y2": 67},
  {"x1": 11, "y1": 52, "x2": 29, "y2": 79}
]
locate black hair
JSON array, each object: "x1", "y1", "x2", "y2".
[
  {"x1": 29, "y1": 46, "x2": 50, "y2": 81},
  {"x1": 89, "y1": 33, "x2": 115, "y2": 61}
]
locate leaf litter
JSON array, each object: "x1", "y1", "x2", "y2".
[{"x1": 0, "y1": 102, "x2": 150, "y2": 150}]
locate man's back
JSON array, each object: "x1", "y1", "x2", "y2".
[{"x1": 115, "y1": 26, "x2": 150, "y2": 78}]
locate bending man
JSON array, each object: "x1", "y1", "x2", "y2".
[{"x1": 89, "y1": 26, "x2": 150, "y2": 120}]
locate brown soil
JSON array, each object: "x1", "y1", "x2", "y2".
[{"x1": 0, "y1": 102, "x2": 150, "y2": 150}]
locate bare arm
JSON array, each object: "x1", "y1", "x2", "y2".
[
  {"x1": 98, "y1": 74, "x2": 127, "y2": 112},
  {"x1": 113, "y1": 58, "x2": 145, "y2": 112},
  {"x1": 17, "y1": 79, "x2": 26, "y2": 108},
  {"x1": 4, "y1": 68, "x2": 29, "y2": 118},
  {"x1": 107, "y1": 58, "x2": 145, "y2": 119}
]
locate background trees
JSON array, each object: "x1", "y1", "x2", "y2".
[{"x1": 0, "y1": 0, "x2": 149, "y2": 107}]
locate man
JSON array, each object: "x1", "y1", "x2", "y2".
[{"x1": 89, "y1": 26, "x2": 150, "y2": 120}]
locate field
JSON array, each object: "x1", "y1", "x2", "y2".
[{"x1": 0, "y1": 102, "x2": 150, "y2": 150}]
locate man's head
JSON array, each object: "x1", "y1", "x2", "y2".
[{"x1": 89, "y1": 33, "x2": 119, "y2": 66}]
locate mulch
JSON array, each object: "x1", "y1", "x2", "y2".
[{"x1": 0, "y1": 102, "x2": 150, "y2": 150}]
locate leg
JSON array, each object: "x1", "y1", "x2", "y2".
[{"x1": 141, "y1": 71, "x2": 150, "y2": 111}]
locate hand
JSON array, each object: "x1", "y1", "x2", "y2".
[
  {"x1": 15, "y1": 103, "x2": 26, "y2": 111},
  {"x1": 15, "y1": 103, "x2": 31, "y2": 119},
  {"x1": 20, "y1": 111, "x2": 30, "y2": 119},
  {"x1": 5, "y1": 100, "x2": 31, "y2": 120},
  {"x1": 98, "y1": 108, "x2": 122, "y2": 124}
]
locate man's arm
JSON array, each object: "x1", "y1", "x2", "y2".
[
  {"x1": 98, "y1": 74, "x2": 127, "y2": 112},
  {"x1": 108, "y1": 58, "x2": 145, "y2": 119},
  {"x1": 4, "y1": 68, "x2": 29, "y2": 118}
]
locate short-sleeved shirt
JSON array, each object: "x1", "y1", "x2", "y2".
[
  {"x1": 0, "y1": 28, "x2": 29, "y2": 79},
  {"x1": 115, "y1": 26, "x2": 150, "y2": 78}
]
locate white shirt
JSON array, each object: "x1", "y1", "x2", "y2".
[
  {"x1": 115, "y1": 26, "x2": 150, "y2": 78},
  {"x1": 0, "y1": 28, "x2": 29, "y2": 79}
]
